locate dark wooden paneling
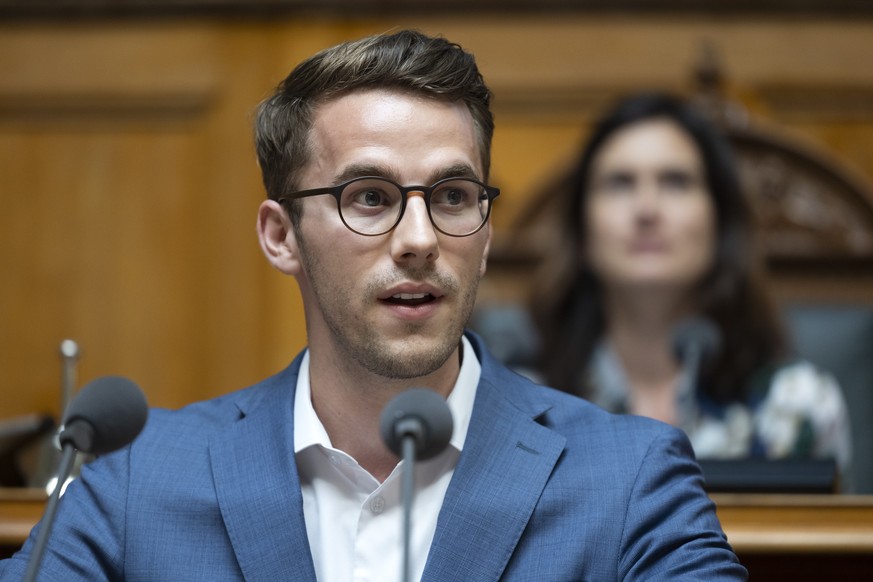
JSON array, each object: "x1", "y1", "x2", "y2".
[{"x1": 3, "y1": 1, "x2": 873, "y2": 19}]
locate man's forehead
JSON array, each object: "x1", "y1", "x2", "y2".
[{"x1": 304, "y1": 89, "x2": 484, "y2": 183}]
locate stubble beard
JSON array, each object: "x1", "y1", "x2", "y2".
[{"x1": 298, "y1": 239, "x2": 481, "y2": 380}]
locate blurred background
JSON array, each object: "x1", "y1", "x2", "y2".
[{"x1": 2, "y1": 1, "x2": 873, "y2": 490}]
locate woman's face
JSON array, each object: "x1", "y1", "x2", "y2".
[{"x1": 584, "y1": 118, "x2": 716, "y2": 294}]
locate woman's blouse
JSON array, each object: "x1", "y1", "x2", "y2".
[{"x1": 589, "y1": 343, "x2": 852, "y2": 479}]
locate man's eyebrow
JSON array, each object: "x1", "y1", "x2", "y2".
[
  {"x1": 333, "y1": 164, "x2": 401, "y2": 185},
  {"x1": 428, "y1": 164, "x2": 480, "y2": 184},
  {"x1": 333, "y1": 163, "x2": 482, "y2": 186}
]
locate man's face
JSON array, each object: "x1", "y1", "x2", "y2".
[{"x1": 289, "y1": 89, "x2": 491, "y2": 379}]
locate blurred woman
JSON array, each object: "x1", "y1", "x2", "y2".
[{"x1": 529, "y1": 93, "x2": 851, "y2": 472}]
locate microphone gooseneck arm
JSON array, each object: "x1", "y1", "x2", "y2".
[
  {"x1": 681, "y1": 342, "x2": 702, "y2": 393},
  {"x1": 671, "y1": 317, "x2": 722, "y2": 393},
  {"x1": 59, "y1": 339, "x2": 80, "y2": 424},
  {"x1": 396, "y1": 414, "x2": 427, "y2": 582},
  {"x1": 22, "y1": 445, "x2": 77, "y2": 582},
  {"x1": 380, "y1": 388, "x2": 453, "y2": 582},
  {"x1": 671, "y1": 317, "x2": 722, "y2": 431},
  {"x1": 400, "y1": 426, "x2": 418, "y2": 582}
]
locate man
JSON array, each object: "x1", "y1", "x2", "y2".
[{"x1": 1, "y1": 30, "x2": 746, "y2": 580}]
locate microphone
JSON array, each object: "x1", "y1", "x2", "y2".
[
  {"x1": 671, "y1": 317, "x2": 722, "y2": 398},
  {"x1": 380, "y1": 388, "x2": 453, "y2": 582},
  {"x1": 380, "y1": 387, "x2": 453, "y2": 461},
  {"x1": 23, "y1": 376, "x2": 148, "y2": 582},
  {"x1": 58, "y1": 375, "x2": 149, "y2": 455}
]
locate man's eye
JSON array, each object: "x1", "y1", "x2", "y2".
[
  {"x1": 432, "y1": 181, "x2": 477, "y2": 207},
  {"x1": 361, "y1": 190, "x2": 384, "y2": 206},
  {"x1": 444, "y1": 188, "x2": 466, "y2": 205},
  {"x1": 346, "y1": 188, "x2": 391, "y2": 208}
]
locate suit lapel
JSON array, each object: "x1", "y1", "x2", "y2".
[
  {"x1": 209, "y1": 365, "x2": 317, "y2": 582},
  {"x1": 423, "y1": 364, "x2": 566, "y2": 581},
  {"x1": 206, "y1": 335, "x2": 561, "y2": 582}
]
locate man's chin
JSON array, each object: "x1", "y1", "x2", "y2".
[{"x1": 359, "y1": 336, "x2": 459, "y2": 380}]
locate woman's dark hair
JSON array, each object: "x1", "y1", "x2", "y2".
[{"x1": 530, "y1": 92, "x2": 786, "y2": 403}]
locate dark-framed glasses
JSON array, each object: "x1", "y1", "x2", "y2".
[{"x1": 277, "y1": 176, "x2": 500, "y2": 237}]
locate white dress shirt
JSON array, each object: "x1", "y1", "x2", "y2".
[{"x1": 294, "y1": 336, "x2": 480, "y2": 582}]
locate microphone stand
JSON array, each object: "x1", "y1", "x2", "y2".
[
  {"x1": 22, "y1": 444, "x2": 78, "y2": 582},
  {"x1": 59, "y1": 339, "x2": 79, "y2": 422},
  {"x1": 676, "y1": 342, "x2": 701, "y2": 432},
  {"x1": 396, "y1": 417, "x2": 424, "y2": 582},
  {"x1": 401, "y1": 434, "x2": 417, "y2": 582},
  {"x1": 380, "y1": 387, "x2": 453, "y2": 582}
]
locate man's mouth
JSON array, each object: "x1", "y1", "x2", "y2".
[{"x1": 383, "y1": 292, "x2": 436, "y2": 306}]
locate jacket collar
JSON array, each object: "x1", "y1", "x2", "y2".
[
  {"x1": 423, "y1": 332, "x2": 566, "y2": 581},
  {"x1": 209, "y1": 333, "x2": 565, "y2": 581},
  {"x1": 209, "y1": 354, "x2": 317, "y2": 582}
]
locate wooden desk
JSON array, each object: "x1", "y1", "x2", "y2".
[
  {"x1": 713, "y1": 493, "x2": 873, "y2": 553},
  {"x1": 0, "y1": 488, "x2": 45, "y2": 558},
  {"x1": 3, "y1": 490, "x2": 873, "y2": 576},
  {"x1": 713, "y1": 494, "x2": 873, "y2": 579}
]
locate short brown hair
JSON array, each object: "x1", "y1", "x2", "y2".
[{"x1": 254, "y1": 29, "x2": 494, "y2": 217}]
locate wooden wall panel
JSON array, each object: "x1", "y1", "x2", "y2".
[
  {"x1": 2, "y1": 15, "x2": 873, "y2": 425},
  {"x1": 0, "y1": 23, "x2": 276, "y2": 419}
]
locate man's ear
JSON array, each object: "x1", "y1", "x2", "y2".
[
  {"x1": 480, "y1": 222, "x2": 492, "y2": 277},
  {"x1": 257, "y1": 200, "x2": 301, "y2": 276}
]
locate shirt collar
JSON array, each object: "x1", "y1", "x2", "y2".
[{"x1": 294, "y1": 335, "x2": 481, "y2": 455}]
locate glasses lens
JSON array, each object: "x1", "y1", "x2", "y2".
[
  {"x1": 430, "y1": 179, "x2": 490, "y2": 235},
  {"x1": 339, "y1": 178, "x2": 403, "y2": 235}
]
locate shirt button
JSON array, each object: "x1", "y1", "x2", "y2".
[{"x1": 370, "y1": 495, "x2": 385, "y2": 514}]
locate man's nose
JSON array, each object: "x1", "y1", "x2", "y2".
[{"x1": 389, "y1": 192, "x2": 440, "y2": 264}]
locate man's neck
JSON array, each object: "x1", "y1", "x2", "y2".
[{"x1": 306, "y1": 344, "x2": 462, "y2": 482}]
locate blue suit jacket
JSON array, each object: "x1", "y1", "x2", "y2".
[{"x1": 2, "y1": 332, "x2": 746, "y2": 580}]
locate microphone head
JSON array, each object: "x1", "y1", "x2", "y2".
[
  {"x1": 62, "y1": 375, "x2": 149, "y2": 455},
  {"x1": 380, "y1": 387, "x2": 453, "y2": 461},
  {"x1": 671, "y1": 317, "x2": 722, "y2": 366}
]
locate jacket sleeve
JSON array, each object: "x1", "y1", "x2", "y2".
[{"x1": 618, "y1": 426, "x2": 748, "y2": 580}]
